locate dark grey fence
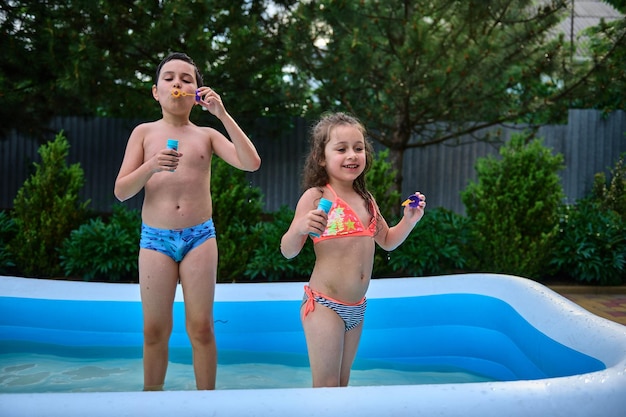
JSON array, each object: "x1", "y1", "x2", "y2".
[{"x1": 2, "y1": 110, "x2": 625, "y2": 215}]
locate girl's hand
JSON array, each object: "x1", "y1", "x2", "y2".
[
  {"x1": 281, "y1": 190, "x2": 329, "y2": 259},
  {"x1": 402, "y1": 192, "x2": 426, "y2": 224},
  {"x1": 303, "y1": 208, "x2": 329, "y2": 237}
]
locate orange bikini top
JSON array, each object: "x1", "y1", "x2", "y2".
[{"x1": 312, "y1": 184, "x2": 377, "y2": 244}]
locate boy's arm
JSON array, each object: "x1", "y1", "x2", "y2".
[
  {"x1": 197, "y1": 87, "x2": 261, "y2": 172},
  {"x1": 113, "y1": 125, "x2": 178, "y2": 201},
  {"x1": 215, "y1": 111, "x2": 261, "y2": 172}
]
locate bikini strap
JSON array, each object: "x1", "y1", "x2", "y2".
[
  {"x1": 324, "y1": 184, "x2": 338, "y2": 200},
  {"x1": 302, "y1": 285, "x2": 316, "y2": 318}
]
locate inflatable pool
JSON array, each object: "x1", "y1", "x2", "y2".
[{"x1": 1, "y1": 273, "x2": 625, "y2": 416}]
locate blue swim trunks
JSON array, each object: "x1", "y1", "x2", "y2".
[{"x1": 140, "y1": 218, "x2": 216, "y2": 262}]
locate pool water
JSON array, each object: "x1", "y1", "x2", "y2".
[
  {"x1": 0, "y1": 277, "x2": 607, "y2": 394},
  {"x1": 0, "y1": 345, "x2": 493, "y2": 393}
]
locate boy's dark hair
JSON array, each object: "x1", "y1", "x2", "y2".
[{"x1": 155, "y1": 52, "x2": 204, "y2": 86}]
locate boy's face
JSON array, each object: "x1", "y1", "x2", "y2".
[{"x1": 152, "y1": 59, "x2": 198, "y2": 104}]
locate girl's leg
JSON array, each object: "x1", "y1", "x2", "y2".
[
  {"x1": 179, "y1": 238, "x2": 218, "y2": 390},
  {"x1": 339, "y1": 321, "x2": 364, "y2": 386},
  {"x1": 139, "y1": 248, "x2": 179, "y2": 390},
  {"x1": 301, "y1": 303, "x2": 346, "y2": 387}
]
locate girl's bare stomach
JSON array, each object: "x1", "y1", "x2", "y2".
[{"x1": 309, "y1": 238, "x2": 375, "y2": 302}]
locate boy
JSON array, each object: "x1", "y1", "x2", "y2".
[{"x1": 114, "y1": 52, "x2": 261, "y2": 390}]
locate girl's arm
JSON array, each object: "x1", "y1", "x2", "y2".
[
  {"x1": 280, "y1": 188, "x2": 328, "y2": 259},
  {"x1": 375, "y1": 193, "x2": 426, "y2": 251}
]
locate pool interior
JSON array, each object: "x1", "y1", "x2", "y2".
[{"x1": 0, "y1": 293, "x2": 605, "y2": 385}]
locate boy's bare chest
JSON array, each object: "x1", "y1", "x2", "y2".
[{"x1": 145, "y1": 136, "x2": 212, "y2": 170}]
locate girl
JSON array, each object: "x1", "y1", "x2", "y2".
[{"x1": 280, "y1": 112, "x2": 425, "y2": 387}]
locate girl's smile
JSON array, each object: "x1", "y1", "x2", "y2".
[{"x1": 343, "y1": 163, "x2": 360, "y2": 170}]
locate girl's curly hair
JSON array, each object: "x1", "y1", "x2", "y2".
[{"x1": 302, "y1": 112, "x2": 376, "y2": 220}]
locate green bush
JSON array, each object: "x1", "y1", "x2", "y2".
[
  {"x1": 591, "y1": 153, "x2": 626, "y2": 221},
  {"x1": 59, "y1": 205, "x2": 140, "y2": 282},
  {"x1": 367, "y1": 149, "x2": 402, "y2": 221},
  {"x1": 461, "y1": 134, "x2": 564, "y2": 279},
  {"x1": 0, "y1": 211, "x2": 16, "y2": 274},
  {"x1": 388, "y1": 207, "x2": 472, "y2": 277},
  {"x1": 244, "y1": 206, "x2": 315, "y2": 281},
  {"x1": 10, "y1": 131, "x2": 89, "y2": 277},
  {"x1": 366, "y1": 149, "x2": 403, "y2": 277},
  {"x1": 548, "y1": 154, "x2": 626, "y2": 285},
  {"x1": 549, "y1": 201, "x2": 626, "y2": 285},
  {"x1": 9, "y1": 133, "x2": 622, "y2": 285},
  {"x1": 211, "y1": 157, "x2": 264, "y2": 282}
]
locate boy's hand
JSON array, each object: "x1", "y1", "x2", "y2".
[
  {"x1": 154, "y1": 148, "x2": 182, "y2": 173},
  {"x1": 196, "y1": 87, "x2": 225, "y2": 118}
]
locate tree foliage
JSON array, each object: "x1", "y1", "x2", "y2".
[
  {"x1": 569, "y1": 12, "x2": 626, "y2": 113},
  {"x1": 283, "y1": 0, "x2": 625, "y2": 193},
  {"x1": 0, "y1": 0, "x2": 307, "y2": 139},
  {"x1": 2, "y1": 0, "x2": 624, "y2": 195}
]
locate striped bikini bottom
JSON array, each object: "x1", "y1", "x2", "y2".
[{"x1": 302, "y1": 285, "x2": 366, "y2": 331}]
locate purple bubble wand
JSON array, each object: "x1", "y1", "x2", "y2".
[{"x1": 401, "y1": 194, "x2": 421, "y2": 208}]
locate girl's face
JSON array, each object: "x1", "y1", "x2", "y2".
[
  {"x1": 321, "y1": 124, "x2": 367, "y2": 183},
  {"x1": 152, "y1": 59, "x2": 198, "y2": 105}
]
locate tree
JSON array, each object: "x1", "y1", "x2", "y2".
[
  {"x1": 568, "y1": 4, "x2": 626, "y2": 113},
  {"x1": 605, "y1": 0, "x2": 626, "y2": 12},
  {"x1": 283, "y1": 0, "x2": 625, "y2": 197},
  {"x1": 0, "y1": 0, "x2": 308, "y2": 139}
]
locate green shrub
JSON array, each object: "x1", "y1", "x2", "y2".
[
  {"x1": 244, "y1": 206, "x2": 315, "y2": 281},
  {"x1": 10, "y1": 131, "x2": 89, "y2": 277},
  {"x1": 591, "y1": 153, "x2": 626, "y2": 221},
  {"x1": 550, "y1": 201, "x2": 626, "y2": 285},
  {"x1": 367, "y1": 149, "x2": 403, "y2": 277},
  {"x1": 367, "y1": 149, "x2": 402, "y2": 221},
  {"x1": 211, "y1": 157, "x2": 264, "y2": 282},
  {"x1": 0, "y1": 211, "x2": 16, "y2": 274},
  {"x1": 388, "y1": 207, "x2": 472, "y2": 277},
  {"x1": 59, "y1": 205, "x2": 140, "y2": 282},
  {"x1": 461, "y1": 133, "x2": 564, "y2": 279}
]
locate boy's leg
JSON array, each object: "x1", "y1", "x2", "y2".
[
  {"x1": 301, "y1": 303, "x2": 346, "y2": 387},
  {"x1": 179, "y1": 238, "x2": 218, "y2": 390},
  {"x1": 139, "y1": 248, "x2": 179, "y2": 390}
]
